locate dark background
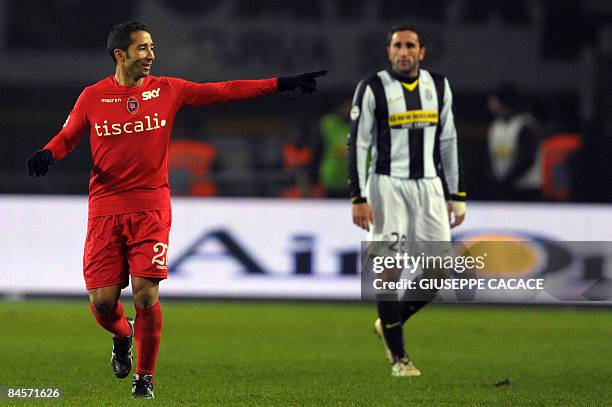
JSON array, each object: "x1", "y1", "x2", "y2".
[{"x1": 2, "y1": 0, "x2": 611, "y2": 201}]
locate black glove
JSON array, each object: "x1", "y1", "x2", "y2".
[
  {"x1": 278, "y1": 70, "x2": 327, "y2": 94},
  {"x1": 26, "y1": 149, "x2": 55, "y2": 177}
]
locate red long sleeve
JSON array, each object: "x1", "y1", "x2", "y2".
[{"x1": 169, "y1": 77, "x2": 278, "y2": 107}]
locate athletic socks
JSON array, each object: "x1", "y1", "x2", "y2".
[
  {"x1": 90, "y1": 299, "x2": 163, "y2": 378},
  {"x1": 89, "y1": 301, "x2": 131, "y2": 338},
  {"x1": 398, "y1": 300, "x2": 430, "y2": 324},
  {"x1": 134, "y1": 301, "x2": 162, "y2": 377},
  {"x1": 375, "y1": 294, "x2": 405, "y2": 359},
  {"x1": 399, "y1": 278, "x2": 438, "y2": 323}
]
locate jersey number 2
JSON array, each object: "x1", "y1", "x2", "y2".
[{"x1": 152, "y1": 242, "x2": 168, "y2": 267}]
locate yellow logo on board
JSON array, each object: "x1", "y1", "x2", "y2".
[{"x1": 457, "y1": 237, "x2": 541, "y2": 277}]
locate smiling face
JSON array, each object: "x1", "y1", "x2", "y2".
[
  {"x1": 115, "y1": 30, "x2": 155, "y2": 82},
  {"x1": 387, "y1": 30, "x2": 425, "y2": 77}
]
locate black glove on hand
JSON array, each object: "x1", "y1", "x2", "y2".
[
  {"x1": 278, "y1": 70, "x2": 327, "y2": 94},
  {"x1": 26, "y1": 149, "x2": 54, "y2": 177}
]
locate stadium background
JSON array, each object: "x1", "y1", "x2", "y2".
[{"x1": 1, "y1": 0, "x2": 611, "y2": 405}]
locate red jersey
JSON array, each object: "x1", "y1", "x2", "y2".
[{"x1": 44, "y1": 75, "x2": 278, "y2": 217}]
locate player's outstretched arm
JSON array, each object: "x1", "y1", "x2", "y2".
[
  {"x1": 26, "y1": 149, "x2": 55, "y2": 177},
  {"x1": 173, "y1": 70, "x2": 327, "y2": 107},
  {"x1": 277, "y1": 70, "x2": 328, "y2": 94}
]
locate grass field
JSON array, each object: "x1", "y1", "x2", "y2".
[{"x1": 1, "y1": 300, "x2": 611, "y2": 406}]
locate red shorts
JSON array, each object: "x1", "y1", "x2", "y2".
[{"x1": 83, "y1": 209, "x2": 171, "y2": 290}]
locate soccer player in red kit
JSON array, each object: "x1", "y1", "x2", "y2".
[{"x1": 26, "y1": 21, "x2": 326, "y2": 399}]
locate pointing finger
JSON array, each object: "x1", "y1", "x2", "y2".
[{"x1": 306, "y1": 70, "x2": 327, "y2": 78}]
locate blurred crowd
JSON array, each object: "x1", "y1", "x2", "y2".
[{"x1": 3, "y1": 0, "x2": 611, "y2": 203}]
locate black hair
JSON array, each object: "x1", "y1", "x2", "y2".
[
  {"x1": 107, "y1": 21, "x2": 150, "y2": 63},
  {"x1": 386, "y1": 23, "x2": 424, "y2": 47}
]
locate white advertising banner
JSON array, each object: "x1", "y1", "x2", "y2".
[{"x1": 1, "y1": 195, "x2": 611, "y2": 302}]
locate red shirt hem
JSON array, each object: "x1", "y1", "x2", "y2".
[{"x1": 88, "y1": 188, "x2": 171, "y2": 217}]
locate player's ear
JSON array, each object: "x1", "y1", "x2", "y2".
[
  {"x1": 419, "y1": 46, "x2": 426, "y2": 61},
  {"x1": 113, "y1": 48, "x2": 125, "y2": 63}
]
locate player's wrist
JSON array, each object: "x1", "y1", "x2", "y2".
[
  {"x1": 43, "y1": 149, "x2": 55, "y2": 162},
  {"x1": 450, "y1": 192, "x2": 466, "y2": 202},
  {"x1": 351, "y1": 196, "x2": 367, "y2": 204},
  {"x1": 277, "y1": 76, "x2": 297, "y2": 92}
]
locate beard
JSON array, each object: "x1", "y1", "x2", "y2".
[
  {"x1": 128, "y1": 63, "x2": 149, "y2": 80},
  {"x1": 394, "y1": 60, "x2": 417, "y2": 75}
]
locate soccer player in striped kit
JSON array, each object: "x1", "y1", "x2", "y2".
[
  {"x1": 26, "y1": 21, "x2": 326, "y2": 398},
  {"x1": 347, "y1": 24, "x2": 466, "y2": 377}
]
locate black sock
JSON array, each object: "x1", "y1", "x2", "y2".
[
  {"x1": 399, "y1": 278, "x2": 438, "y2": 323},
  {"x1": 375, "y1": 294, "x2": 405, "y2": 360}
]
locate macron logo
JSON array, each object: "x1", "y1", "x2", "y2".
[{"x1": 142, "y1": 88, "x2": 161, "y2": 101}]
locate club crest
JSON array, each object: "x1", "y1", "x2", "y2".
[{"x1": 127, "y1": 97, "x2": 139, "y2": 114}]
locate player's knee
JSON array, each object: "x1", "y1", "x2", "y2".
[
  {"x1": 131, "y1": 277, "x2": 160, "y2": 309},
  {"x1": 90, "y1": 299, "x2": 117, "y2": 315},
  {"x1": 132, "y1": 290, "x2": 159, "y2": 309},
  {"x1": 133, "y1": 297, "x2": 157, "y2": 309}
]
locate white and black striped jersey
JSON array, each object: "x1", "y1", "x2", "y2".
[{"x1": 347, "y1": 68, "x2": 465, "y2": 203}]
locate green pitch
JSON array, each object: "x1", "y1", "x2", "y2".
[{"x1": 1, "y1": 300, "x2": 610, "y2": 406}]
